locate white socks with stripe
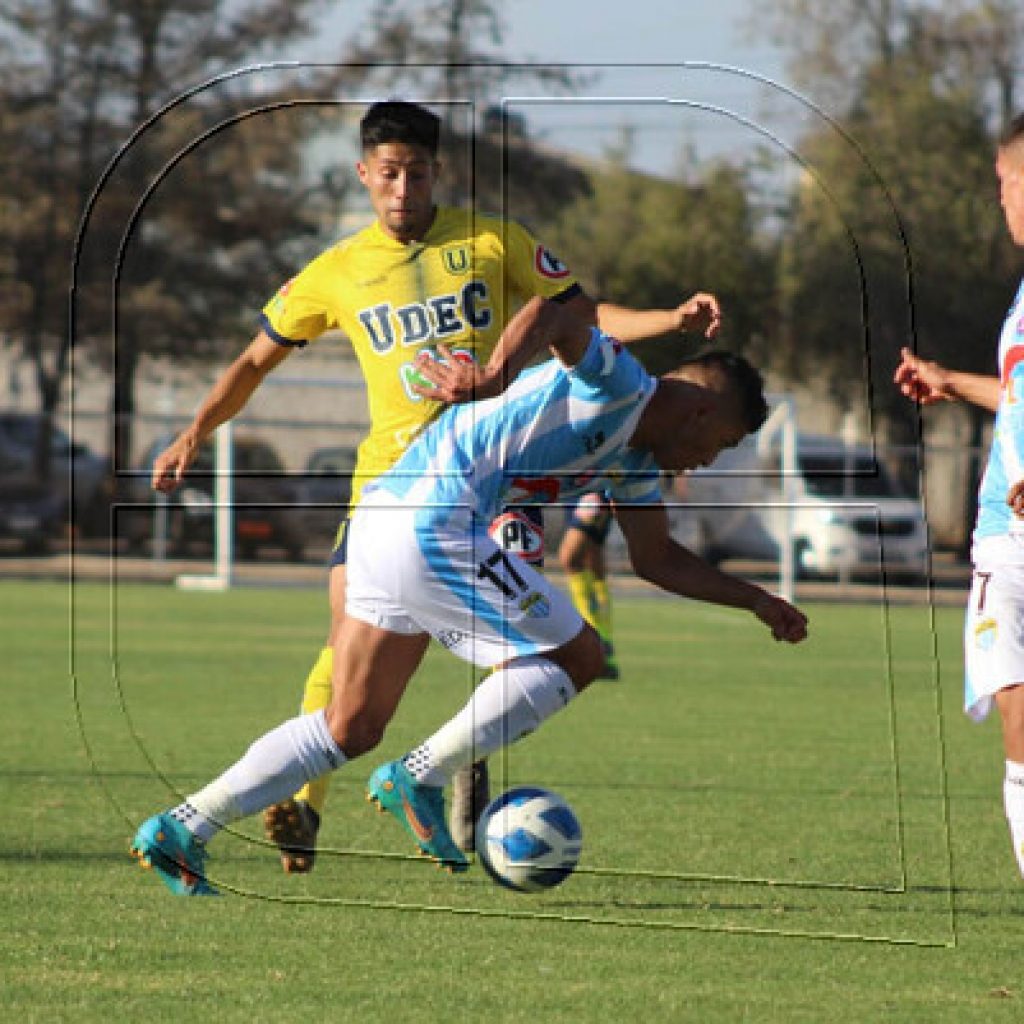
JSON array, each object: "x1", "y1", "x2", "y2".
[
  {"x1": 168, "y1": 658, "x2": 577, "y2": 842},
  {"x1": 402, "y1": 656, "x2": 577, "y2": 787},
  {"x1": 172, "y1": 710, "x2": 345, "y2": 843},
  {"x1": 1004, "y1": 759, "x2": 1024, "y2": 877}
]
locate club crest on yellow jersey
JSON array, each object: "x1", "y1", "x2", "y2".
[{"x1": 442, "y1": 244, "x2": 471, "y2": 275}]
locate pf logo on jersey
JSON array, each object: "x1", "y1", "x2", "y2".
[
  {"x1": 535, "y1": 245, "x2": 570, "y2": 280},
  {"x1": 488, "y1": 510, "x2": 545, "y2": 564}
]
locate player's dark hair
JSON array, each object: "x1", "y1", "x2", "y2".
[
  {"x1": 360, "y1": 101, "x2": 441, "y2": 156},
  {"x1": 676, "y1": 350, "x2": 768, "y2": 434},
  {"x1": 999, "y1": 113, "x2": 1024, "y2": 149}
]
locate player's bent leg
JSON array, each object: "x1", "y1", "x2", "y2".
[
  {"x1": 393, "y1": 624, "x2": 604, "y2": 832},
  {"x1": 319, "y1": 617, "x2": 466, "y2": 871},
  {"x1": 265, "y1": 562, "x2": 348, "y2": 874},
  {"x1": 325, "y1": 615, "x2": 430, "y2": 757},
  {"x1": 133, "y1": 709, "x2": 348, "y2": 895},
  {"x1": 448, "y1": 618, "x2": 604, "y2": 852}
]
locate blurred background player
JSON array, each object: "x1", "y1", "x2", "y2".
[
  {"x1": 149, "y1": 99, "x2": 723, "y2": 873},
  {"x1": 558, "y1": 491, "x2": 619, "y2": 679}
]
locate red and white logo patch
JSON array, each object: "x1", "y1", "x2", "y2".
[
  {"x1": 488, "y1": 510, "x2": 545, "y2": 563},
  {"x1": 534, "y1": 245, "x2": 570, "y2": 280}
]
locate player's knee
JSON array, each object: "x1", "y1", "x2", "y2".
[
  {"x1": 999, "y1": 685, "x2": 1024, "y2": 739},
  {"x1": 324, "y1": 705, "x2": 388, "y2": 758},
  {"x1": 549, "y1": 624, "x2": 605, "y2": 692}
]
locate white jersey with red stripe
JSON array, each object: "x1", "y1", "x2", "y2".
[{"x1": 973, "y1": 276, "x2": 1024, "y2": 563}]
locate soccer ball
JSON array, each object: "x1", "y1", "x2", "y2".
[{"x1": 475, "y1": 786, "x2": 583, "y2": 892}]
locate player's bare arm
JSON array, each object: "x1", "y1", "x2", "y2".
[
  {"x1": 592, "y1": 292, "x2": 722, "y2": 343},
  {"x1": 1009, "y1": 479, "x2": 1024, "y2": 517},
  {"x1": 615, "y1": 503, "x2": 808, "y2": 643},
  {"x1": 413, "y1": 286, "x2": 724, "y2": 404},
  {"x1": 894, "y1": 347, "x2": 1001, "y2": 412},
  {"x1": 412, "y1": 297, "x2": 583, "y2": 402},
  {"x1": 151, "y1": 331, "x2": 291, "y2": 493}
]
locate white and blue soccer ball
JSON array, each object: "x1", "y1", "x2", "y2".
[{"x1": 475, "y1": 786, "x2": 583, "y2": 892}]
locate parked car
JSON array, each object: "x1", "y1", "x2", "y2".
[
  {"x1": 0, "y1": 449, "x2": 65, "y2": 553},
  {"x1": 758, "y1": 434, "x2": 929, "y2": 580},
  {"x1": 295, "y1": 446, "x2": 357, "y2": 542},
  {"x1": 665, "y1": 430, "x2": 929, "y2": 580},
  {"x1": 0, "y1": 411, "x2": 109, "y2": 534},
  {"x1": 125, "y1": 436, "x2": 306, "y2": 561}
]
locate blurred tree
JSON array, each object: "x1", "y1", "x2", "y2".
[
  {"x1": 0, "y1": 0, "x2": 343, "y2": 501},
  {"x1": 775, "y1": 72, "x2": 1008, "y2": 416},
  {"x1": 547, "y1": 135, "x2": 777, "y2": 373},
  {"x1": 759, "y1": 0, "x2": 1024, "y2": 551},
  {"x1": 760, "y1": 3, "x2": 1022, "y2": 410},
  {"x1": 758, "y1": 0, "x2": 1023, "y2": 130}
]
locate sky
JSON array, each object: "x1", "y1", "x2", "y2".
[
  {"x1": 498, "y1": 0, "x2": 793, "y2": 166},
  {"x1": 310, "y1": 0, "x2": 810, "y2": 178}
]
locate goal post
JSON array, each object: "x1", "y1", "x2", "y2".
[
  {"x1": 175, "y1": 419, "x2": 234, "y2": 592},
  {"x1": 755, "y1": 396, "x2": 799, "y2": 605}
]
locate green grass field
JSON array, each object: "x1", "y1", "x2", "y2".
[{"x1": 3, "y1": 577, "x2": 1024, "y2": 1021}]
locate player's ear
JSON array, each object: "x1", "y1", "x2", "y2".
[{"x1": 356, "y1": 159, "x2": 370, "y2": 185}]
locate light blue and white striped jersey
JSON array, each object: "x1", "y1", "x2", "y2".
[
  {"x1": 974, "y1": 276, "x2": 1024, "y2": 553},
  {"x1": 366, "y1": 328, "x2": 662, "y2": 524}
]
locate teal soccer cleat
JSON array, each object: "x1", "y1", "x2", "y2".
[
  {"x1": 130, "y1": 813, "x2": 218, "y2": 896},
  {"x1": 367, "y1": 761, "x2": 469, "y2": 873}
]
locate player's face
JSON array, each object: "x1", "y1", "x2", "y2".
[
  {"x1": 358, "y1": 143, "x2": 439, "y2": 242},
  {"x1": 997, "y1": 146, "x2": 1024, "y2": 247},
  {"x1": 663, "y1": 410, "x2": 747, "y2": 473}
]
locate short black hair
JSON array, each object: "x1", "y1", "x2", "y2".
[
  {"x1": 672, "y1": 350, "x2": 769, "y2": 434},
  {"x1": 999, "y1": 113, "x2": 1024, "y2": 149},
  {"x1": 360, "y1": 101, "x2": 441, "y2": 156}
]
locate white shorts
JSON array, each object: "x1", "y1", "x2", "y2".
[
  {"x1": 964, "y1": 561, "x2": 1024, "y2": 722},
  {"x1": 345, "y1": 498, "x2": 583, "y2": 668}
]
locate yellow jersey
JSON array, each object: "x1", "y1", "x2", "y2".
[{"x1": 260, "y1": 206, "x2": 580, "y2": 504}]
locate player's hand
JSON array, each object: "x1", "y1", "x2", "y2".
[
  {"x1": 151, "y1": 433, "x2": 198, "y2": 493},
  {"x1": 893, "y1": 347, "x2": 952, "y2": 405},
  {"x1": 674, "y1": 292, "x2": 722, "y2": 339},
  {"x1": 411, "y1": 344, "x2": 500, "y2": 404},
  {"x1": 752, "y1": 591, "x2": 808, "y2": 644},
  {"x1": 1009, "y1": 480, "x2": 1024, "y2": 518}
]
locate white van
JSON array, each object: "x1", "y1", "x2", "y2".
[
  {"x1": 670, "y1": 433, "x2": 929, "y2": 579},
  {"x1": 758, "y1": 434, "x2": 929, "y2": 579}
]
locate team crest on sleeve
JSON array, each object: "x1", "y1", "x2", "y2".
[{"x1": 534, "y1": 245, "x2": 571, "y2": 279}]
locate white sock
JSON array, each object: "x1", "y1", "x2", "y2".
[
  {"x1": 1004, "y1": 759, "x2": 1024, "y2": 877},
  {"x1": 403, "y1": 657, "x2": 577, "y2": 787},
  {"x1": 171, "y1": 710, "x2": 346, "y2": 843}
]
